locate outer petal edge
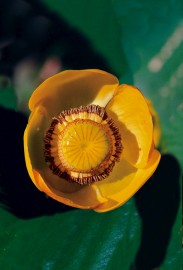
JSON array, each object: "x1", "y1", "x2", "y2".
[
  {"x1": 106, "y1": 84, "x2": 154, "y2": 168},
  {"x1": 29, "y1": 69, "x2": 119, "y2": 115},
  {"x1": 24, "y1": 123, "x2": 107, "y2": 209},
  {"x1": 94, "y1": 149, "x2": 161, "y2": 212}
]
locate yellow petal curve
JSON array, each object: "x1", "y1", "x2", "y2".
[
  {"x1": 24, "y1": 106, "x2": 107, "y2": 209},
  {"x1": 106, "y1": 84, "x2": 153, "y2": 168},
  {"x1": 24, "y1": 106, "x2": 50, "y2": 171},
  {"x1": 94, "y1": 149, "x2": 161, "y2": 212},
  {"x1": 31, "y1": 168, "x2": 107, "y2": 209},
  {"x1": 29, "y1": 69, "x2": 119, "y2": 117},
  {"x1": 146, "y1": 98, "x2": 161, "y2": 147},
  {"x1": 24, "y1": 106, "x2": 83, "y2": 193}
]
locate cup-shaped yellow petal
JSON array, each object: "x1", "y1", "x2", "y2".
[
  {"x1": 25, "y1": 106, "x2": 48, "y2": 171},
  {"x1": 24, "y1": 110, "x2": 108, "y2": 209},
  {"x1": 29, "y1": 69, "x2": 119, "y2": 117},
  {"x1": 94, "y1": 149, "x2": 161, "y2": 212},
  {"x1": 146, "y1": 98, "x2": 161, "y2": 147},
  {"x1": 31, "y1": 169, "x2": 107, "y2": 209},
  {"x1": 106, "y1": 84, "x2": 153, "y2": 168}
]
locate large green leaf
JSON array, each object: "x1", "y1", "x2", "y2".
[
  {"x1": 0, "y1": 201, "x2": 141, "y2": 270},
  {"x1": 113, "y1": 1, "x2": 183, "y2": 269},
  {"x1": 0, "y1": 0, "x2": 182, "y2": 270}
]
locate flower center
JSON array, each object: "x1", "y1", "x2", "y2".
[
  {"x1": 60, "y1": 120, "x2": 111, "y2": 171},
  {"x1": 44, "y1": 105, "x2": 122, "y2": 185}
]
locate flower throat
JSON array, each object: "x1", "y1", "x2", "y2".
[{"x1": 44, "y1": 104, "x2": 122, "y2": 185}]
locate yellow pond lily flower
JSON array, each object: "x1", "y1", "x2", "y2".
[{"x1": 24, "y1": 69, "x2": 161, "y2": 212}]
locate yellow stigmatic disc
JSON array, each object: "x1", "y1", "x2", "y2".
[
  {"x1": 60, "y1": 120, "x2": 111, "y2": 171},
  {"x1": 44, "y1": 105, "x2": 122, "y2": 185}
]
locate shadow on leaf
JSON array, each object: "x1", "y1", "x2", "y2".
[
  {"x1": 132, "y1": 153, "x2": 181, "y2": 270},
  {"x1": 0, "y1": 106, "x2": 74, "y2": 219}
]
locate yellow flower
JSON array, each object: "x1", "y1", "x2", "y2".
[{"x1": 24, "y1": 69, "x2": 161, "y2": 212}]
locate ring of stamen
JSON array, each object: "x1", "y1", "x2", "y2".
[{"x1": 44, "y1": 104, "x2": 122, "y2": 185}]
